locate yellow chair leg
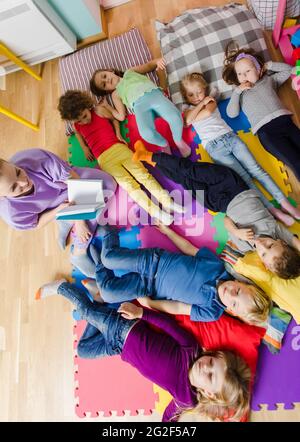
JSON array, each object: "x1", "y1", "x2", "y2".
[
  {"x1": 0, "y1": 104, "x2": 39, "y2": 131},
  {"x1": 0, "y1": 42, "x2": 42, "y2": 81}
]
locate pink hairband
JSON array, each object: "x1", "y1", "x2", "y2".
[{"x1": 235, "y1": 53, "x2": 261, "y2": 73}]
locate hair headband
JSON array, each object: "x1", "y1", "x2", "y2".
[{"x1": 235, "y1": 53, "x2": 261, "y2": 73}]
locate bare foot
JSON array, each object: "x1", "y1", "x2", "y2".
[{"x1": 82, "y1": 279, "x2": 103, "y2": 303}]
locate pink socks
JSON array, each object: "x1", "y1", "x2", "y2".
[
  {"x1": 280, "y1": 199, "x2": 300, "y2": 220},
  {"x1": 269, "y1": 207, "x2": 294, "y2": 226}
]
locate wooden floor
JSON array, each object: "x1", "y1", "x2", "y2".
[{"x1": 0, "y1": 0, "x2": 299, "y2": 422}]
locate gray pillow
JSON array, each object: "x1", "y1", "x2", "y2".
[{"x1": 156, "y1": 2, "x2": 270, "y2": 109}]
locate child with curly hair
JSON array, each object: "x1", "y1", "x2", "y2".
[{"x1": 58, "y1": 90, "x2": 185, "y2": 225}]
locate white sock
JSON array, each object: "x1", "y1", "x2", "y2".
[
  {"x1": 153, "y1": 209, "x2": 174, "y2": 226},
  {"x1": 35, "y1": 279, "x2": 66, "y2": 300},
  {"x1": 171, "y1": 201, "x2": 187, "y2": 214}
]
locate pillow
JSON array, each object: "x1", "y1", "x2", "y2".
[
  {"x1": 221, "y1": 242, "x2": 293, "y2": 353},
  {"x1": 263, "y1": 306, "x2": 292, "y2": 354},
  {"x1": 155, "y1": 2, "x2": 270, "y2": 109},
  {"x1": 174, "y1": 313, "x2": 265, "y2": 422},
  {"x1": 175, "y1": 313, "x2": 265, "y2": 377},
  {"x1": 234, "y1": 252, "x2": 300, "y2": 324},
  {"x1": 59, "y1": 28, "x2": 159, "y2": 135}
]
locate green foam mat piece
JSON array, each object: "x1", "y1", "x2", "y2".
[
  {"x1": 68, "y1": 134, "x2": 98, "y2": 168},
  {"x1": 120, "y1": 118, "x2": 130, "y2": 143},
  {"x1": 210, "y1": 213, "x2": 228, "y2": 255},
  {"x1": 270, "y1": 196, "x2": 297, "y2": 209}
]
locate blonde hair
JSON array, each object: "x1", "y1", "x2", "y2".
[
  {"x1": 174, "y1": 350, "x2": 251, "y2": 422},
  {"x1": 180, "y1": 72, "x2": 208, "y2": 101},
  {"x1": 241, "y1": 284, "x2": 272, "y2": 326}
]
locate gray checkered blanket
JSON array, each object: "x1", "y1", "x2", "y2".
[{"x1": 156, "y1": 2, "x2": 270, "y2": 109}]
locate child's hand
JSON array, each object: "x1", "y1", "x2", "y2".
[
  {"x1": 238, "y1": 81, "x2": 252, "y2": 91},
  {"x1": 236, "y1": 228, "x2": 255, "y2": 241},
  {"x1": 118, "y1": 302, "x2": 143, "y2": 320},
  {"x1": 154, "y1": 220, "x2": 171, "y2": 235},
  {"x1": 116, "y1": 133, "x2": 127, "y2": 144},
  {"x1": 57, "y1": 200, "x2": 75, "y2": 212},
  {"x1": 260, "y1": 64, "x2": 268, "y2": 77},
  {"x1": 100, "y1": 97, "x2": 110, "y2": 109},
  {"x1": 155, "y1": 58, "x2": 166, "y2": 71},
  {"x1": 203, "y1": 96, "x2": 215, "y2": 105},
  {"x1": 83, "y1": 146, "x2": 95, "y2": 162},
  {"x1": 74, "y1": 220, "x2": 92, "y2": 243}
]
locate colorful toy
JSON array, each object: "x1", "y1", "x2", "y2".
[
  {"x1": 291, "y1": 28, "x2": 300, "y2": 47},
  {"x1": 292, "y1": 47, "x2": 300, "y2": 64},
  {"x1": 272, "y1": 0, "x2": 287, "y2": 47},
  {"x1": 283, "y1": 18, "x2": 297, "y2": 28}
]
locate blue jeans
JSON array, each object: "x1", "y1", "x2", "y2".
[
  {"x1": 206, "y1": 132, "x2": 285, "y2": 208},
  {"x1": 134, "y1": 88, "x2": 184, "y2": 147},
  {"x1": 95, "y1": 227, "x2": 162, "y2": 303},
  {"x1": 58, "y1": 282, "x2": 137, "y2": 359}
]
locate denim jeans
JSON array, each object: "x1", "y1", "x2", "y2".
[
  {"x1": 58, "y1": 282, "x2": 137, "y2": 359},
  {"x1": 94, "y1": 227, "x2": 163, "y2": 303},
  {"x1": 206, "y1": 131, "x2": 285, "y2": 208}
]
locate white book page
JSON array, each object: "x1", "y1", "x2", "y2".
[
  {"x1": 57, "y1": 204, "x2": 100, "y2": 216},
  {"x1": 67, "y1": 179, "x2": 104, "y2": 205}
]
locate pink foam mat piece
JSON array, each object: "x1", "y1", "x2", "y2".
[
  {"x1": 101, "y1": 180, "x2": 151, "y2": 229},
  {"x1": 137, "y1": 212, "x2": 219, "y2": 253},
  {"x1": 74, "y1": 321, "x2": 158, "y2": 417}
]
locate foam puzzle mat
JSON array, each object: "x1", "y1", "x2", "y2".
[{"x1": 68, "y1": 99, "x2": 300, "y2": 418}]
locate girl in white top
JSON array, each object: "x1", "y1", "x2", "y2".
[{"x1": 180, "y1": 72, "x2": 300, "y2": 226}]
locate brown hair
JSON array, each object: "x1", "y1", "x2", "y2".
[
  {"x1": 222, "y1": 41, "x2": 265, "y2": 86},
  {"x1": 174, "y1": 350, "x2": 251, "y2": 422},
  {"x1": 58, "y1": 90, "x2": 94, "y2": 120},
  {"x1": 271, "y1": 240, "x2": 300, "y2": 279},
  {"x1": 90, "y1": 68, "x2": 124, "y2": 97},
  {"x1": 180, "y1": 72, "x2": 208, "y2": 101}
]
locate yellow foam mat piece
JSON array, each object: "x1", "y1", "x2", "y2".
[
  {"x1": 153, "y1": 384, "x2": 172, "y2": 416},
  {"x1": 237, "y1": 130, "x2": 292, "y2": 197}
]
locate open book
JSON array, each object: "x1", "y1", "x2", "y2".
[{"x1": 56, "y1": 179, "x2": 105, "y2": 220}]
